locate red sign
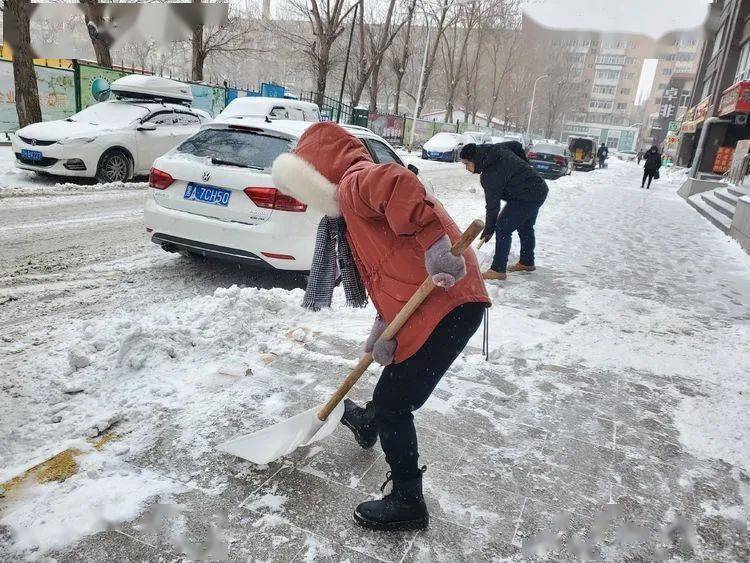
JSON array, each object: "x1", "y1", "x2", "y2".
[
  {"x1": 719, "y1": 81, "x2": 750, "y2": 116},
  {"x1": 694, "y1": 97, "x2": 711, "y2": 121}
]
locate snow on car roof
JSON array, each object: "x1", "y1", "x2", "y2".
[
  {"x1": 220, "y1": 97, "x2": 319, "y2": 117},
  {"x1": 111, "y1": 75, "x2": 193, "y2": 103},
  {"x1": 206, "y1": 117, "x2": 381, "y2": 141}
]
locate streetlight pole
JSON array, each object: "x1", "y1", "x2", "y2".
[
  {"x1": 336, "y1": 2, "x2": 359, "y2": 124},
  {"x1": 408, "y1": 21, "x2": 431, "y2": 151},
  {"x1": 407, "y1": 0, "x2": 474, "y2": 151},
  {"x1": 526, "y1": 74, "x2": 548, "y2": 144}
]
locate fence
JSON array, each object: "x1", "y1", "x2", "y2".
[
  {"x1": 0, "y1": 59, "x2": 279, "y2": 132},
  {"x1": 299, "y1": 91, "x2": 358, "y2": 125}
]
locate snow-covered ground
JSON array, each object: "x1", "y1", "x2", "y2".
[{"x1": 1, "y1": 152, "x2": 748, "y2": 561}]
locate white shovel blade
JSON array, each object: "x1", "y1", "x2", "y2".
[{"x1": 217, "y1": 401, "x2": 345, "y2": 464}]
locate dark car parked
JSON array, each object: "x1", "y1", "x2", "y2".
[{"x1": 527, "y1": 143, "x2": 573, "y2": 179}]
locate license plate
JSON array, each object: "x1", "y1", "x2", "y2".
[
  {"x1": 534, "y1": 163, "x2": 550, "y2": 170},
  {"x1": 21, "y1": 149, "x2": 43, "y2": 162},
  {"x1": 184, "y1": 183, "x2": 231, "y2": 207}
]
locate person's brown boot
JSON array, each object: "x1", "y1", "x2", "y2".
[
  {"x1": 507, "y1": 262, "x2": 536, "y2": 273},
  {"x1": 482, "y1": 269, "x2": 507, "y2": 281}
]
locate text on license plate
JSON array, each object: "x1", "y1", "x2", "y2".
[
  {"x1": 184, "y1": 183, "x2": 231, "y2": 207},
  {"x1": 21, "y1": 149, "x2": 43, "y2": 162},
  {"x1": 535, "y1": 163, "x2": 550, "y2": 170}
]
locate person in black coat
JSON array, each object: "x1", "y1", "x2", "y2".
[
  {"x1": 597, "y1": 143, "x2": 609, "y2": 168},
  {"x1": 460, "y1": 142, "x2": 548, "y2": 281},
  {"x1": 641, "y1": 146, "x2": 662, "y2": 189}
]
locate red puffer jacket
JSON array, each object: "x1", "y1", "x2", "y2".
[{"x1": 273, "y1": 122, "x2": 490, "y2": 363}]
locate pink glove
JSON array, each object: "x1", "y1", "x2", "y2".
[
  {"x1": 365, "y1": 316, "x2": 396, "y2": 366},
  {"x1": 425, "y1": 234, "x2": 466, "y2": 288}
]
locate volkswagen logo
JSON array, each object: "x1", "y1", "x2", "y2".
[
  {"x1": 202, "y1": 170, "x2": 211, "y2": 182},
  {"x1": 30, "y1": 139, "x2": 37, "y2": 146}
]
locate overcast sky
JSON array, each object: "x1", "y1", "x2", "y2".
[{"x1": 524, "y1": 0, "x2": 712, "y2": 39}]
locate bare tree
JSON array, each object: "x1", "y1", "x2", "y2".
[
  {"x1": 439, "y1": 4, "x2": 477, "y2": 123},
  {"x1": 347, "y1": 0, "x2": 406, "y2": 108},
  {"x1": 3, "y1": 0, "x2": 42, "y2": 127},
  {"x1": 80, "y1": 0, "x2": 114, "y2": 67},
  {"x1": 191, "y1": 0, "x2": 260, "y2": 82},
  {"x1": 275, "y1": 0, "x2": 357, "y2": 104},
  {"x1": 388, "y1": 0, "x2": 417, "y2": 114},
  {"x1": 412, "y1": 0, "x2": 455, "y2": 117}
]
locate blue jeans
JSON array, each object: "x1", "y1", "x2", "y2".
[{"x1": 491, "y1": 200, "x2": 541, "y2": 272}]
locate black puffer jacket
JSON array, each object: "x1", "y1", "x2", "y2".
[
  {"x1": 474, "y1": 144, "x2": 548, "y2": 236},
  {"x1": 643, "y1": 148, "x2": 662, "y2": 172}
]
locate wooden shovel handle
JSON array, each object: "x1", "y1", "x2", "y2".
[{"x1": 317, "y1": 219, "x2": 484, "y2": 421}]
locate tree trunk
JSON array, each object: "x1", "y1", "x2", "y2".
[
  {"x1": 7, "y1": 0, "x2": 42, "y2": 127},
  {"x1": 191, "y1": 0, "x2": 205, "y2": 81},
  {"x1": 81, "y1": 0, "x2": 112, "y2": 67},
  {"x1": 393, "y1": 72, "x2": 404, "y2": 114},
  {"x1": 191, "y1": 39, "x2": 205, "y2": 81},
  {"x1": 368, "y1": 62, "x2": 381, "y2": 113}
]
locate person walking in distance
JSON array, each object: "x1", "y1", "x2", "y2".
[
  {"x1": 597, "y1": 143, "x2": 609, "y2": 168},
  {"x1": 459, "y1": 142, "x2": 548, "y2": 281},
  {"x1": 636, "y1": 148, "x2": 644, "y2": 165},
  {"x1": 641, "y1": 145, "x2": 662, "y2": 189},
  {"x1": 271, "y1": 122, "x2": 490, "y2": 531}
]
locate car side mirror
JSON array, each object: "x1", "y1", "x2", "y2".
[
  {"x1": 408, "y1": 163, "x2": 419, "y2": 176},
  {"x1": 137, "y1": 122, "x2": 157, "y2": 132}
]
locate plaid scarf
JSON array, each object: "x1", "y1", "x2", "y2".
[{"x1": 302, "y1": 216, "x2": 368, "y2": 311}]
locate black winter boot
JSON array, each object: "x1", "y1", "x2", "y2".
[
  {"x1": 341, "y1": 399, "x2": 378, "y2": 449},
  {"x1": 353, "y1": 467, "x2": 429, "y2": 531}
]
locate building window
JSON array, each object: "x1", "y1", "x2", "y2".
[
  {"x1": 736, "y1": 42, "x2": 750, "y2": 82},
  {"x1": 624, "y1": 72, "x2": 635, "y2": 80},
  {"x1": 592, "y1": 85, "x2": 615, "y2": 95},
  {"x1": 662, "y1": 68, "x2": 672, "y2": 76},
  {"x1": 589, "y1": 99, "x2": 613, "y2": 110},
  {"x1": 595, "y1": 69, "x2": 621, "y2": 80},
  {"x1": 617, "y1": 102, "x2": 628, "y2": 110},
  {"x1": 620, "y1": 88, "x2": 631, "y2": 95}
]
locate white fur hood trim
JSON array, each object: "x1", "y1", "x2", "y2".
[{"x1": 271, "y1": 153, "x2": 341, "y2": 217}]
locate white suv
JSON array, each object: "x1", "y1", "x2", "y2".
[{"x1": 144, "y1": 118, "x2": 426, "y2": 271}]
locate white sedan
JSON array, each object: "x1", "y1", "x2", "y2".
[
  {"x1": 144, "y1": 119, "x2": 427, "y2": 272},
  {"x1": 12, "y1": 101, "x2": 210, "y2": 183}
]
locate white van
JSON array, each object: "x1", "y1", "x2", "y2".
[{"x1": 219, "y1": 97, "x2": 321, "y2": 122}]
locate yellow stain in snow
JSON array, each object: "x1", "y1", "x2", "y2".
[{"x1": 0, "y1": 432, "x2": 120, "y2": 499}]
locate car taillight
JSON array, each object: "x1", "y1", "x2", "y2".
[
  {"x1": 149, "y1": 167, "x2": 173, "y2": 189},
  {"x1": 554, "y1": 156, "x2": 567, "y2": 166},
  {"x1": 244, "y1": 187, "x2": 307, "y2": 212},
  {"x1": 527, "y1": 151, "x2": 537, "y2": 159}
]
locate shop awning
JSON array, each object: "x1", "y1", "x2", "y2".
[{"x1": 718, "y1": 80, "x2": 750, "y2": 116}]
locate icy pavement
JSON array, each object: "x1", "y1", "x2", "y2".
[{"x1": 1, "y1": 158, "x2": 749, "y2": 561}]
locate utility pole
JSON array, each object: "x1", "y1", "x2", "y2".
[{"x1": 526, "y1": 74, "x2": 548, "y2": 145}]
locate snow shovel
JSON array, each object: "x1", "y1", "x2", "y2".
[{"x1": 218, "y1": 219, "x2": 485, "y2": 464}]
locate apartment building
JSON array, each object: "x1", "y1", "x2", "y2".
[{"x1": 523, "y1": 16, "x2": 703, "y2": 152}]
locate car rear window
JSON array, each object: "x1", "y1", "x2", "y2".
[
  {"x1": 176, "y1": 128, "x2": 292, "y2": 170},
  {"x1": 533, "y1": 144, "x2": 565, "y2": 155},
  {"x1": 570, "y1": 138, "x2": 594, "y2": 151}
]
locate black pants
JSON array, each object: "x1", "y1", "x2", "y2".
[
  {"x1": 491, "y1": 200, "x2": 542, "y2": 272},
  {"x1": 366, "y1": 302, "x2": 485, "y2": 480},
  {"x1": 642, "y1": 169, "x2": 656, "y2": 188}
]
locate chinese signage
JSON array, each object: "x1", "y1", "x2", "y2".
[
  {"x1": 681, "y1": 97, "x2": 711, "y2": 133},
  {"x1": 651, "y1": 77, "x2": 691, "y2": 146},
  {"x1": 718, "y1": 80, "x2": 750, "y2": 116},
  {"x1": 713, "y1": 146, "x2": 735, "y2": 174}
]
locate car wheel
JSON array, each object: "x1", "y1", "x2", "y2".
[{"x1": 96, "y1": 149, "x2": 131, "y2": 183}]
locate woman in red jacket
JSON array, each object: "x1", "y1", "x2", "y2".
[{"x1": 272, "y1": 122, "x2": 490, "y2": 531}]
